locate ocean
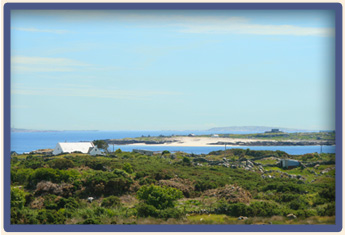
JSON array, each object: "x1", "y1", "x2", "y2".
[{"x1": 10, "y1": 130, "x2": 335, "y2": 155}]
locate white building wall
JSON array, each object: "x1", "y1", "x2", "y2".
[
  {"x1": 89, "y1": 147, "x2": 103, "y2": 156},
  {"x1": 52, "y1": 143, "x2": 63, "y2": 155}
]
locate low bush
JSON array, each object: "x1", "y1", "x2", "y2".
[
  {"x1": 49, "y1": 158, "x2": 75, "y2": 170},
  {"x1": 11, "y1": 187, "x2": 26, "y2": 209},
  {"x1": 82, "y1": 218, "x2": 101, "y2": 224},
  {"x1": 36, "y1": 209, "x2": 66, "y2": 224},
  {"x1": 136, "y1": 203, "x2": 159, "y2": 217},
  {"x1": 101, "y1": 196, "x2": 121, "y2": 208},
  {"x1": 137, "y1": 184, "x2": 183, "y2": 210},
  {"x1": 83, "y1": 170, "x2": 133, "y2": 196}
]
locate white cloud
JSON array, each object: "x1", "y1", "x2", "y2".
[
  {"x1": 11, "y1": 56, "x2": 90, "y2": 73},
  {"x1": 177, "y1": 21, "x2": 334, "y2": 37},
  {"x1": 11, "y1": 11, "x2": 334, "y2": 37},
  {"x1": 99, "y1": 13, "x2": 334, "y2": 37},
  {"x1": 13, "y1": 11, "x2": 333, "y2": 37},
  {"x1": 13, "y1": 27, "x2": 69, "y2": 34}
]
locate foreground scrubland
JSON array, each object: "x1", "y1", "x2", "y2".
[{"x1": 10, "y1": 149, "x2": 335, "y2": 224}]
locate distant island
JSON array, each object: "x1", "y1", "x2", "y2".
[
  {"x1": 10, "y1": 128, "x2": 60, "y2": 133},
  {"x1": 11, "y1": 128, "x2": 98, "y2": 133},
  {"x1": 207, "y1": 126, "x2": 316, "y2": 132}
]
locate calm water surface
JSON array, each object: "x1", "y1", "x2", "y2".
[{"x1": 10, "y1": 131, "x2": 335, "y2": 155}]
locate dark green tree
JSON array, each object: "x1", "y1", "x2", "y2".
[{"x1": 93, "y1": 140, "x2": 109, "y2": 153}]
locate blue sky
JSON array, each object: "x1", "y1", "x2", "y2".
[{"x1": 11, "y1": 10, "x2": 335, "y2": 131}]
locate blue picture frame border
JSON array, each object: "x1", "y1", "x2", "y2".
[{"x1": 3, "y1": 2, "x2": 343, "y2": 232}]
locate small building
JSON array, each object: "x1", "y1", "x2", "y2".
[
  {"x1": 53, "y1": 142, "x2": 103, "y2": 156},
  {"x1": 280, "y1": 159, "x2": 301, "y2": 169},
  {"x1": 88, "y1": 146, "x2": 103, "y2": 156},
  {"x1": 265, "y1": 129, "x2": 283, "y2": 134},
  {"x1": 188, "y1": 134, "x2": 195, "y2": 137},
  {"x1": 11, "y1": 151, "x2": 18, "y2": 156},
  {"x1": 211, "y1": 134, "x2": 219, "y2": 138},
  {"x1": 133, "y1": 149, "x2": 155, "y2": 156}
]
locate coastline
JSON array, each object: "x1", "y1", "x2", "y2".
[{"x1": 107, "y1": 137, "x2": 335, "y2": 147}]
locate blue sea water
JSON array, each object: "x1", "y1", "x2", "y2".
[{"x1": 10, "y1": 130, "x2": 335, "y2": 155}]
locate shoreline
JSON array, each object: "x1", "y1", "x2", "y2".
[{"x1": 107, "y1": 137, "x2": 335, "y2": 147}]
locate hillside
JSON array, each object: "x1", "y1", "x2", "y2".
[{"x1": 10, "y1": 149, "x2": 335, "y2": 225}]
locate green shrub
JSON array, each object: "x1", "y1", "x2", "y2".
[
  {"x1": 182, "y1": 157, "x2": 191, "y2": 166},
  {"x1": 83, "y1": 170, "x2": 133, "y2": 196},
  {"x1": 280, "y1": 193, "x2": 300, "y2": 203},
  {"x1": 318, "y1": 186, "x2": 335, "y2": 201},
  {"x1": 158, "y1": 207, "x2": 184, "y2": 219},
  {"x1": 289, "y1": 198, "x2": 308, "y2": 210},
  {"x1": 11, "y1": 207, "x2": 38, "y2": 224},
  {"x1": 263, "y1": 182, "x2": 305, "y2": 194},
  {"x1": 248, "y1": 201, "x2": 281, "y2": 217},
  {"x1": 101, "y1": 196, "x2": 121, "y2": 208},
  {"x1": 82, "y1": 218, "x2": 101, "y2": 224},
  {"x1": 49, "y1": 158, "x2": 75, "y2": 170},
  {"x1": 123, "y1": 163, "x2": 133, "y2": 174},
  {"x1": 11, "y1": 168, "x2": 34, "y2": 185},
  {"x1": 56, "y1": 197, "x2": 79, "y2": 211},
  {"x1": 28, "y1": 168, "x2": 80, "y2": 188},
  {"x1": 21, "y1": 156, "x2": 45, "y2": 169},
  {"x1": 317, "y1": 202, "x2": 335, "y2": 216},
  {"x1": 36, "y1": 209, "x2": 66, "y2": 224},
  {"x1": 44, "y1": 194, "x2": 58, "y2": 210},
  {"x1": 137, "y1": 184, "x2": 183, "y2": 210},
  {"x1": 11, "y1": 187, "x2": 26, "y2": 209},
  {"x1": 228, "y1": 203, "x2": 249, "y2": 217},
  {"x1": 136, "y1": 203, "x2": 159, "y2": 217},
  {"x1": 115, "y1": 149, "x2": 122, "y2": 154}
]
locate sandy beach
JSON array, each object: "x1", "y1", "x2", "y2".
[{"x1": 129, "y1": 137, "x2": 279, "y2": 147}]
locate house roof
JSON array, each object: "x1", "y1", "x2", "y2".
[{"x1": 58, "y1": 142, "x2": 94, "y2": 154}]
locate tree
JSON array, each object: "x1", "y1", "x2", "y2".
[
  {"x1": 137, "y1": 184, "x2": 183, "y2": 210},
  {"x1": 93, "y1": 140, "x2": 109, "y2": 153}
]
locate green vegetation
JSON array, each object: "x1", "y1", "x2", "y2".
[
  {"x1": 218, "y1": 131, "x2": 335, "y2": 141},
  {"x1": 113, "y1": 131, "x2": 335, "y2": 143},
  {"x1": 92, "y1": 140, "x2": 109, "y2": 153},
  {"x1": 10, "y1": 148, "x2": 335, "y2": 224}
]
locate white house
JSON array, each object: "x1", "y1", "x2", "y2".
[
  {"x1": 88, "y1": 146, "x2": 103, "y2": 156},
  {"x1": 52, "y1": 142, "x2": 103, "y2": 156}
]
